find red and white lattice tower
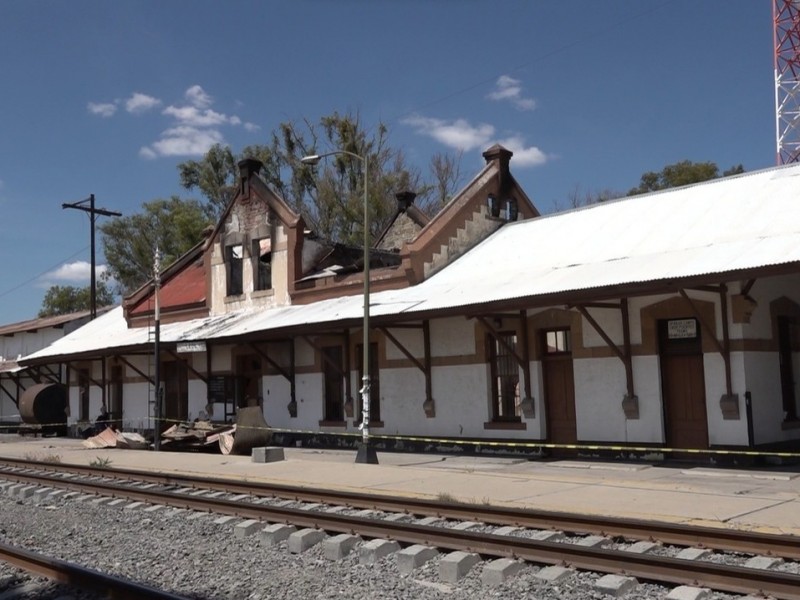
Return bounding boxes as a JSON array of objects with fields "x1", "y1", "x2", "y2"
[{"x1": 774, "y1": 0, "x2": 800, "y2": 164}]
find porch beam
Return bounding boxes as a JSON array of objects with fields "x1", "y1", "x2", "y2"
[
  {"x1": 379, "y1": 327, "x2": 425, "y2": 372},
  {"x1": 575, "y1": 306, "x2": 626, "y2": 363},
  {"x1": 518, "y1": 310, "x2": 533, "y2": 401},
  {"x1": 719, "y1": 284, "x2": 733, "y2": 396},
  {"x1": 0, "y1": 379, "x2": 17, "y2": 406},
  {"x1": 678, "y1": 289, "x2": 726, "y2": 356},
  {"x1": 165, "y1": 349, "x2": 207, "y2": 383},
  {"x1": 423, "y1": 320, "x2": 433, "y2": 407},
  {"x1": 302, "y1": 335, "x2": 347, "y2": 380},
  {"x1": 248, "y1": 342, "x2": 291, "y2": 381},
  {"x1": 741, "y1": 279, "x2": 756, "y2": 296},
  {"x1": 117, "y1": 355, "x2": 154, "y2": 386},
  {"x1": 621, "y1": 298, "x2": 635, "y2": 398},
  {"x1": 475, "y1": 316, "x2": 527, "y2": 367}
]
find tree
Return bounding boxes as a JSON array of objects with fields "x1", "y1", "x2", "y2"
[
  {"x1": 181, "y1": 111, "x2": 463, "y2": 246},
  {"x1": 627, "y1": 160, "x2": 745, "y2": 196},
  {"x1": 38, "y1": 280, "x2": 114, "y2": 318},
  {"x1": 178, "y1": 144, "x2": 275, "y2": 219},
  {"x1": 99, "y1": 196, "x2": 212, "y2": 294}
]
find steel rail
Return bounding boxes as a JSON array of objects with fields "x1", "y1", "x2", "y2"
[
  {"x1": 4, "y1": 473, "x2": 800, "y2": 600},
  {"x1": 0, "y1": 541, "x2": 191, "y2": 600},
  {"x1": 1, "y1": 457, "x2": 798, "y2": 560}
]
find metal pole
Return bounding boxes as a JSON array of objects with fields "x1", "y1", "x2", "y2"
[
  {"x1": 153, "y1": 247, "x2": 161, "y2": 452},
  {"x1": 361, "y1": 157, "x2": 370, "y2": 444},
  {"x1": 89, "y1": 194, "x2": 96, "y2": 319}
]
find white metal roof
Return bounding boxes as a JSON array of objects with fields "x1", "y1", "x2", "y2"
[{"x1": 22, "y1": 162, "x2": 800, "y2": 363}]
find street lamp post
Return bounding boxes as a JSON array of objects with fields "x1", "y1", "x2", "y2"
[{"x1": 301, "y1": 151, "x2": 378, "y2": 464}]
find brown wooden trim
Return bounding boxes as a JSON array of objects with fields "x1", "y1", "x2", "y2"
[
  {"x1": 575, "y1": 306, "x2": 625, "y2": 363},
  {"x1": 117, "y1": 356, "x2": 154, "y2": 386},
  {"x1": 165, "y1": 349, "x2": 207, "y2": 383},
  {"x1": 741, "y1": 279, "x2": 756, "y2": 296},
  {"x1": 380, "y1": 327, "x2": 425, "y2": 372},
  {"x1": 518, "y1": 310, "x2": 532, "y2": 401},
  {"x1": 719, "y1": 284, "x2": 733, "y2": 396},
  {"x1": 621, "y1": 298, "x2": 634, "y2": 398}
]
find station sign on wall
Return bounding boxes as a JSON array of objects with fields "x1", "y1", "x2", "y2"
[
  {"x1": 667, "y1": 319, "x2": 697, "y2": 339},
  {"x1": 177, "y1": 341, "x2": 207, "y2": 353}
]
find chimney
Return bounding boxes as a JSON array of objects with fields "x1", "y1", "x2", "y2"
[
  {"x1": 482, "y1": 144, "x2": 513, "y2": 200},
  {"x1": 395, "y1": 191, "x2": 417, "y2": 212},
  {"x1": 238, "y1": 158, "x2": 263, "y2": 181}
]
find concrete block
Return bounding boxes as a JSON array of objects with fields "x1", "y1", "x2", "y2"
[
  {"x1": 627, "y1": 541, "x2": 658, "y2": 554},
  {"x1": 61, "y1": 492, "x2": 81, "y2": 500},
  {"x1": 676, "y1": 547, "x2": 711, "y2": 561},
  {"x1": 228, "y1": 494, "x2": 250, "y2": 502},
  {"x1": 234, "y1": 519, "x2": 262, "y2": 539},
  {"x1": 451, "y1": 521, "x2": 481, "y2": 531},
  {"x1": 744, "y1": 555, "x2": 783, "y2": 570},
  {"x1": 143, "y1": 504, "x2": 166, "y2": 513},
  {"x1": 352, "y1": 509, "x2": 377, "y2": 518},
  {"x1": 359, "y1": 539, "x2": 401, "y2": 564},
  {"x1": 288, "y1": 528, "x2": 326, "y2": 553},
  {"x1": 418, "y1": 516, "x2": 445, "y2": 526},
  {"x1": 106, "y1": 499, "x2": 127, "y2": 508},
  {"x1": 531, "y1": 530, "x2": 565, "y2": 542},
  {"x1": 299, "y1": 503, "x2": 325, "y2": 511},
  {"x1": 397, "y1": 544, "x2": 439, "y2": 574},
  {"x1": 439, "y1": 551, "x2": 480, "y2": 583},
  {"x1": 213, "y1": 515, "x2": 238, "y2": 525},
  {"x1": 272, "y1": 499, "x2": 294, "y2": 508},
  {"x1": 189, "y1": 489, "x2": 208, "y2": 496},
  {"x1": 260, "y1": 523, "x2": 296, "y2": 547},
  {"x1": 322, "y1": 533, "x2": 361, "y2": 559},
  {"x1": 666, "y1": 585, "x2": 711, "y2": 600},
  {"x1": 123, "y1": 502, "x2": 146, "y2": 511},
  {"x1": 535, "y1": 565, "x2": 573, "y2": 583},
  {"x1": 32, "y1": 488, "x2": 53, "y2": 502},
  {"x1": 165, "y1": 508, "x2": 186, "y2": 517},
  {"x1": 204, "y1": 491, "x2": 227, "y2": 499},
  {"x1": 5, "y1": 484, "x2": 23, "y2": 496},
  {"x1": 324, "y1": 506, "x2": 348, "y2": 514},
  {"x1": 481, "y1": 558, "x2": 524, "y2": 586},
  {"x1": 75, "y1": 494, "x2": 96, "y2": 503},
  {"x1": 252, "y1": 447, "x2": 285, "y2": 463},
  {"x1": 90, "y1": 497, "x2": 112, "y2": 506},
  {"x1": 187, "y1": 511, "x2": 209, "y2": 521},
  {"x1": 384, "y1": 513, "x2": 411, "y2": 522},
  {"x1": 577, "y1": 535, "x2": 612, "y2": 548},
  {"x1": 17, "y1": 486, "x2": 37, "y2": 500},
  {"x1": 595, "y1": 574, "x2": 638, "y2": 597}
]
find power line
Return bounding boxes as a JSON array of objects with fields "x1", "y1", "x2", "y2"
[{"x1": 0, "y1": 246, "x2": 90, "y2": 301}]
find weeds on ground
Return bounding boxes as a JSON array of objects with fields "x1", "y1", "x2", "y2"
[
  {"x1": 89, "y1": 456, "x2": 113, "y2": 468},
  {"x1": 436, "y1": 491, "x2": 458, "y2": 503},
  {"x1": 23, "y1": 452, "x2": 62, "y2": 463}
]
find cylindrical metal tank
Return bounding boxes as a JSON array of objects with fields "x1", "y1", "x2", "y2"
[{"x1": 19, "y1": 383, "x2": 68, "y2": 426}]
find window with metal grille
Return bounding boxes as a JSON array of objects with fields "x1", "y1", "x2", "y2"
[{"x1": 489, "y1": 332, "x2": 520, "y2": 421}]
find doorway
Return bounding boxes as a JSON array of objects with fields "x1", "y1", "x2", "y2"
[
  {"x1": 659, "y1": 318, "x2": 709, "y2": 450},
  {"x1": 541, "y1": 329, "x2": 577, "y2": 445}
]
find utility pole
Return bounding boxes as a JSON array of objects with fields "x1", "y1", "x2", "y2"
[
  {"x1": 62, "y1": 195, "x2": 122, "y2": 318},
  {"x1": 153, "y1": 246, "x2": 162, "y2": 451}
]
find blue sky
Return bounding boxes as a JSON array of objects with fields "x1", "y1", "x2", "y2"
[{"x1": 0, "y1": 0, "x2": 776, "y2": 325}]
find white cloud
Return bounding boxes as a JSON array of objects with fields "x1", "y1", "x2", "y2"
[
  {"x1": 41, "y1": 261, "x2": 107, "y2": 284},
  {"x1": 186, "y1": 85, "x2": 213, "y2": 108},
  {"x1": 497, "y1": 135, "x2": 548, "y2": 167},
  {"x1": 87, "y1": 101, "x2": 118, "y2": 118},
  {"x1": 125, "y1": 92, "x2": 161, "y2": 114},
  {"x1": 162, "y1": 105, "x2": 236, "y2": 127},
  {"x1": 140, "y1": 126, "x2": 225, "y2": 159},
  {"x1": 487, "y1": 75, "x2": 536, "y2": 111},
  {"x1": 404, "y1": 114, "x2": 548, "y2": 168},
  {"x1": 403, "y1": 115, "x2": 495, "y2": 151},
  {"x1": 244, "y1": 122, "x2": 260, "y2": 132}
]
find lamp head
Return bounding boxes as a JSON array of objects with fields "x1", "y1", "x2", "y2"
[{"x1": 300, "y1": 154, "x2": 321, "y2": 166}]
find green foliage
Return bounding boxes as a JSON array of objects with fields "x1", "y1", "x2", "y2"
[
  {"x1": 99, "y1": 196, "x2": 212, "y2": 294},
  {"x1": 627, "y1": 160, "x2": 745, "y2": 196},
  {"x1": 38, "y1": 279, "x2": 115, "y2": 318},
  {"x1": 89, "y1": 456, "x2": 112, "y2": 468},
  {"x1": 178, "y1": 144, "x2": 275, "y2": 220},
  {"x1": 177, "y1": 112, "x2": 464, "y2": 246}
]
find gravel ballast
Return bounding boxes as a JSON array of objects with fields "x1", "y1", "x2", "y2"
[{"x1": 0, "y1": 491, "x2": 751, "y2": 600}]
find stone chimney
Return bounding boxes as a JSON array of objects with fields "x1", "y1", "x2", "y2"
[
  {"x1": 238, "y1": 158, "x2": 263, "y2": 180},
  {"x1": 482, "y1": 144, "x2": 513, "y2": 199},
  {"x1": 395, "y1": 191, "x2": 417, "y2": 212}
]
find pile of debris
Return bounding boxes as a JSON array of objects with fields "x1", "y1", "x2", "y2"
[
  {"x1": 160, "y1": 420, "x2": 236, "y2": 452},
  {"x1": 82, "y1": 427, "x2": 149, "y2": 450}
]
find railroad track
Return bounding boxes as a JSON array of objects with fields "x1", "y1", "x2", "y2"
[
  {"x1": 0, "y1": 540, "x2": 191, "y2": 600},
  {"x1": 1, "y1": 457, "x2": 799, "y2": 599}
]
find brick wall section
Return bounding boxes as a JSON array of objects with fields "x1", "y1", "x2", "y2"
[{"x1": 376, "y1": 212, "x2": 424, "y2": 252}]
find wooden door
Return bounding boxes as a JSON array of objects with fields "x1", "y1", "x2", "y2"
[
  {"x1": 659, "y1": 319, "x2": 708, "y2": 450},
  {"x1": 162, "y1": 360, "x2": 188, "y2": 426},
  {"x1": 542, "y1": 329, "x2": 577, "y2": 445}
]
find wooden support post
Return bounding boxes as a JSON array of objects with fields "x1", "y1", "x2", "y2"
[
  {"x1": 117, "y1": 356, "x2": 154, "y2": 386},
  {"x1": 165, "y1": 349, "x2": 208, "y2": 383},
  {"x1": 423, "y1": 320, "x2": 434, "y2": 417}
]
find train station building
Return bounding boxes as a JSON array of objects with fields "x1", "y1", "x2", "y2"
[{"x1": 18, "y1": 145, "x2": 800, "y2": 456}]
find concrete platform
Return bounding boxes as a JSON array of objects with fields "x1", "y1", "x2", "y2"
[{"x1": 1, "y1": 434, "x2": 800, "y2": 536}]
